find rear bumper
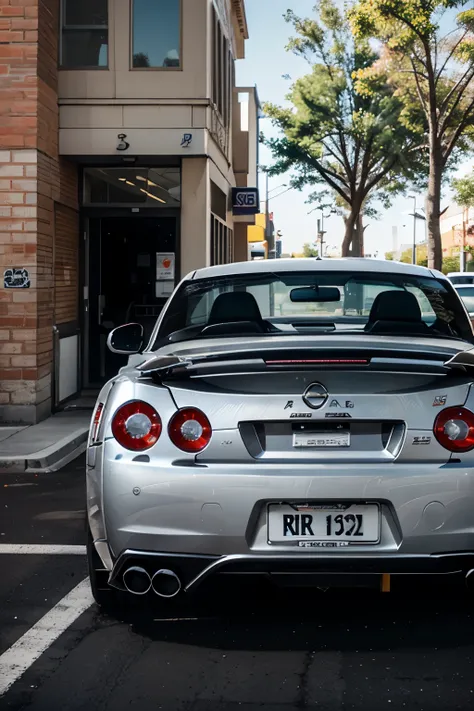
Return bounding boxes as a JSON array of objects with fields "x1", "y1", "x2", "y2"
[
  {"x1": 87, "y1": 447, "x2": 474, "y2": 575},
  {"x1": 107, "y1": 549, "x2": 474, "y2": 592}
]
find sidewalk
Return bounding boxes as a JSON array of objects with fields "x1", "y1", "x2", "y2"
[{"x1": 0, "y1": 410, "x2": 91, "y2": 474}]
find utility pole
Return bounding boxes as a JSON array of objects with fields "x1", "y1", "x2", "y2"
[
  {"x1": 410, "y1": 195, "x2": 417, "y2": 264},
  {"x1": 264, "y1": 172, "x2": 274, "y2": 258},
  {"x1": 317, "y1": 207, "x2": 328, "y2": 257},
  {"x1": 317, "y1": 217, "x2": 325, "y2": 257},
  {"x1": 461, "y1": 207, "x2": 467, "y2": 272}
]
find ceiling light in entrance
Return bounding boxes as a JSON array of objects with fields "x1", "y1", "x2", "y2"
[
  {"x1": 139, "y1": 188, "x2": 166, "y2": 204},
  {"x1": 136, "y1": 175, "x2": 159, "y2": 188}
]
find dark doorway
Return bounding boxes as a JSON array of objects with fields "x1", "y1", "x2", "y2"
[{"x1": 86, "y1": 216, "x2": 177, "y2": 386}]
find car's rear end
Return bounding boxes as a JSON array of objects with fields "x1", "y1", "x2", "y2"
[{"x1": 86, "y1": 261, "x2": 474, "y2": 602}]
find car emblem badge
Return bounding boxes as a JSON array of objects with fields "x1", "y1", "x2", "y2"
[
  {"x1": 433, "y1": 395, "x2": 447, "y2": 407},
  {"x1": 303, "y1": 383, "x2": 329, "y2": 410}
]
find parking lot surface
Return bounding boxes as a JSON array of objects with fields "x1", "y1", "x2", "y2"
[{"x1": 0, "y1": 455, "x2": 473, "y2": 710}]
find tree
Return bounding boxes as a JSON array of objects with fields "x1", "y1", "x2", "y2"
[
  {"x1": 442, "y1": 255, "x2": 460, "y2": 273},
  {"x1": 302, "y1": 242, "x2": 319, "y2": 258},
  {"x1": 452, "y1": 170, "x2": 474, "y2": 208},
  {"x1": 133, "y1": 52, "x2": 150, "y2": 68},
  {"x1": 262, "y1": 0, "x2": 424, "y2": 256},
  {"x1": 400, "y1": 244, "x2": 428, "y2": 266},
  {"x1": 350, "y1": 0, "x2": 474, "y2": 270}
]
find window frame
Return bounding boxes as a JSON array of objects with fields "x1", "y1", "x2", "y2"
[
  {"x1": 211, "y1": 6, "x2": 234, "y2": 128},
  {"x1": 130, "y1": 0, "x2": 183, "y2": 71},
  {"x1": 59, "y1": 0, "x2": 109, "y2": 70}
]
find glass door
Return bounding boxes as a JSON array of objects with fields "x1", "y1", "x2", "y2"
[{"x1": 84, "y1": 215, "x2": 177, "y2": 386}]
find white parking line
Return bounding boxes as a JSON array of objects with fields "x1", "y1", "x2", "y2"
[
  {"x1": 0, "y1": 577, "x2": 93, "y2": 697},
  {"x1": 0, "y1": 545, "x2": 86, "y2": 555}
]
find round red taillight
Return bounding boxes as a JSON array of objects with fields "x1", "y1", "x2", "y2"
[
  {"x1": 433, "y1": 406, "x2": 474, "y2": 452},
  {"x1": 112, "y1": 401, "x2": 162, "y2": 451},
  {"x1": 168, "y1": 408, "x2": 212, "y2": 453}
]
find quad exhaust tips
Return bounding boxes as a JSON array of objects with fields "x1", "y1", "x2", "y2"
[
  {"x1": 123, "y1": 566, "x2": 152, "y2": 595},
  {"x1": 122, "y1": 567, "x2": 181, "y2": 598},
  {"x1": 151, "y1": 569, "x2": 182, "y2": 598}
]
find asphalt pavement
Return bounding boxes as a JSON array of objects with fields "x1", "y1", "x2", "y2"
[{"x1": 0, "y1": 455, "x2": 473, "y2": 710}]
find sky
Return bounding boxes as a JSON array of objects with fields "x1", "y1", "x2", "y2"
[{"x1": 235, "y1": 0, "x2": 474, "y2": 258}]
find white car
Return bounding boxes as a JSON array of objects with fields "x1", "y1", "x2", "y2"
[
  {"x1": 86, "y1": 258, "x2": 474, "y2": 615},
  {"x1": 455, "y1": 284, "x2": 474, "y2": 321},
  {"x1": 447, "y1": 272, "x2": 474, "y2": 285}
]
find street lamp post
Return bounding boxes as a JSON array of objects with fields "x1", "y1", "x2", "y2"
[
  {"x1": 409, "y1": 195, "x2": 417, "y2": 265},
  {"x1": 309, "y1": 204, "x2": 335, "y2": 258},
  {"x1": 263, "y1": 179, "x2": 287, "y2": 259}
]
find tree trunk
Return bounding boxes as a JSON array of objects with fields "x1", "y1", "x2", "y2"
[
  {"x1": 342, "y1": 210, "x2": 358, "y2": 256},
  {"x1": 352, "y1": 214, "x2": 365, "y2": 257},
  {"x1": 426, "y1": 147, "x2": 443, "y2": 271}
]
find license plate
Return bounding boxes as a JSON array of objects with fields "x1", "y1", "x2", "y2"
[
  {"x1": 267, "y1": 504, "x2": 380, "y2": 544},
  {"x1": 293, "y1": 431, "x2": 350, "y2": 448}
]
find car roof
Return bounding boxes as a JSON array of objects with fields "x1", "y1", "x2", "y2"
[
  {"x1": 454, "y1": 283, "x2": 474, "y2": 289},
  {"x1": 187, "y1": 258, "x2": 445, "y2": 281}
]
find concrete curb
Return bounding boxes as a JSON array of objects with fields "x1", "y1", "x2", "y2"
[{"x1": 0, "y1": 427, "x2": 89, "y2": 474}]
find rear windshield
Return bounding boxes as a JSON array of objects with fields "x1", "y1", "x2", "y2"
[{"x1": 153, "y1": 270, "x2": 473, "y2": 346}]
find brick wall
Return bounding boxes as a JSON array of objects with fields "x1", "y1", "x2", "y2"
[
  {"x1": 0, "y1": 0, "x2": 79, "y2": 424},
  {"x1": 54, "y1": 202, "x2": 79, "y2": 324}
]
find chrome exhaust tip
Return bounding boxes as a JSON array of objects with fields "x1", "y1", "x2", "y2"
[
  {"x1": 151, "y1": 569, "x2": 182, "y2": 598},
  {"x1": 123, "y1": 566, "x2": 152, "y2": 595}
]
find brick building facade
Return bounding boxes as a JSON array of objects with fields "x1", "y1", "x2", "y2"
[
  {"x1": 0, "y1": 0, "x2": 258, "y2": 425},
  {"x1": 1, "y1": 0, "x2": 79, "y2": 423}
]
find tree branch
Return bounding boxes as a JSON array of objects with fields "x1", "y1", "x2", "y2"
[
  {"x1": 444, "y1": 96, "x2": 474, "y2": 162},
  {"x1": 302, "y1": 151, "x2": 351, "y2": 202},
  {"x1": 439, "y1": 71, "x2": 474, "y2": 140},
  {"x1": 435, "y1": 29, "x2": 469, "y2": 85},
  {"x1": 439, "y1": 62, "x2": 474, "y2": 119},
  {"x1": 321, "y1": 140, "x2": 349, "y2": 173},
  {"x1": 409, "y1": 54, "x2": 429, "y2": 113},
  {"x1": 363, "y1": 158, "x2": 398, "y2": 197}
]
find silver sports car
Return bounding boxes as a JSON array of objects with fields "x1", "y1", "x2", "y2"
[{"x1": 86, "y1": 258, "x2": 474, "y2": 611}]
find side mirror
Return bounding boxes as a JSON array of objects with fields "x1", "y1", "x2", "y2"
[{"x1": 107, "y1": 323, "x2": 144, "y2": 355}]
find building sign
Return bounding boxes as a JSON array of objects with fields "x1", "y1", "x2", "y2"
[
  {"x1": 116, "y1": 134, "x2": 130, "y2": 151},
  {"x1": 156, "y1": 253, "x2": 175, "y2": 281},
  {"x1": 231, "y1": 187, "x2": 259, "y2": 216}
]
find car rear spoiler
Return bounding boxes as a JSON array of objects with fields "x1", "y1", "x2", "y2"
[
  {"x1": 136, "y1": 346, "x2": 474, "y2": 380},
  {"x1": 443, "y1": 348, "x2": 474, "y2": 372}
]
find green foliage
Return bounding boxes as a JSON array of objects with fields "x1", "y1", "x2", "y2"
[
  {"x1": 385, "y1": 251, "x2": 394, "y2": 260},
  {"x1": 442, "y1": 255, "x2": 461, "y2": 274},
  {"x1": 398, "y1": 244, "x2": 428, "y2": 266},
  {"x1": 452, "y1": 171, "x2": 474, "y2": 208},
  {"x1": 263, "y1": 0, "x2": 425, "y2": 253},
  {"x1": 350, "y1": 0, "x2": 474, "y2": 156},
  {"x1": 302, "y1": 243, "x2": 319, "y2": 258},
  {"x1": 350, "y1": 0, "x2": 474, "y2": 268}
]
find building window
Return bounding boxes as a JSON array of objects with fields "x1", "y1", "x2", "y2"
[
  {"x1": 211, "y1": 7, "x2": 233, "y2": 126},
  {"x1": 211, "y1": 215, "x2": 233, "y2": 266},
  {"x1": 211, "y1": 6, "x2": 234, "y2": 156},
  {"x1": 60, "y1": 0, "x2": 108, "y2": 69},
  {"x1": 132, "y1": 0, "x2": 181, "y2": 69},
  {"x1": 83, "y1": 168, "x2": 181, "y2": 206}
]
